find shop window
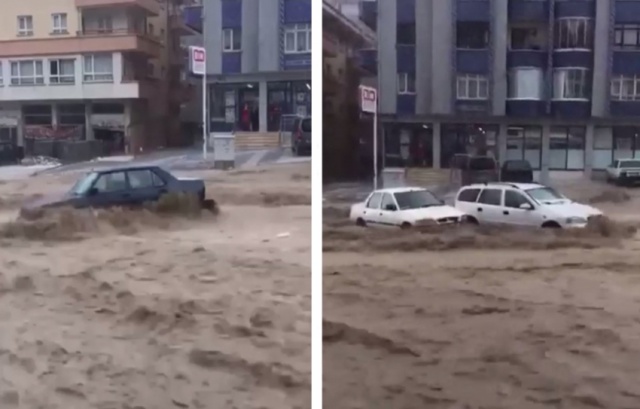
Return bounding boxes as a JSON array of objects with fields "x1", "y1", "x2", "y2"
[
  {"x1": 506, "y1": 126, "x2": 542, "y2": 169},
  {"x1": 383, "y1": 125, "x2": 433, "y2": 168},
  {"x1": 593, "y1": 126, "x2": 613, "y2": 169},
  {"x1": 612, "y1": 126, "x2": 640, "y2": 161},
  {"x1": 549, "y1": 126, "x2": 585, "y2": 170}
]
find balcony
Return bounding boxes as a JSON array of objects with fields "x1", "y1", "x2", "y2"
[
  {"x1": 0, "y1": 29, "x2": 163, "y2": 58},
  {"x1": 75, "y1": 0, "x2": 160, "y2": 16},
  {"x1": 169, "y1": 14, "x2": 198, "y2": 36},
  {"x1": 507, "y1": 50, "x2": 548, "y2": 68},
  {"x1": 509, "y1": 1, "x2": 548, "y2": 22}
]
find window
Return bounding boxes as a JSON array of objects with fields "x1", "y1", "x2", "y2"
[
  {"x1": 93, "y1": 172, "x2": 127, "y2": 192},
  {"x1": 222, "y1": 28, "x2": 241, "y2": 52},
  {"x1": 549, "y1": 126, "x2": 585, "y2": 170},
  {"x1": 553, "y1": 68, "x2": 590, "y2": 100},
  {"x1": 504, "y1": 190, "x2": 531, "y2": 209},
  {"x1": 22, "y1": 105, "x2": 52, "y2": 125},
  {"x1": 456, "y1": 22, "x2": 489, "y2": 49},
  {"x1": 507, "y1": 68, "x2": 544, "y2": 100},
  {"x1": 610, "y1": 75, "x2": 640, "y2": 101},
  {"x1": 477, "y1": 189, "x2": 502, "y2": 206},
  {"x1": 509, "y1": 26, "x2": 546, "y2": 50},
  {"x1": 396, "y1": 22, "x2": 415, "y2": 45},
  {"x1": 554, "y1": 18, "x2": 594, "y2": 49},
  {"x1": 394, "y1": 190, "x2": 443, "y2": 210},
  {"x1": 593, "y1": 126, "x2": 613, "y2": 169},
  {"x1": 457, "y1": 188, "x2": 481, "y2": 203},
  {"x1": 52, "y1": 13, "x2": 67, "y2": 34},
  {"x1": 614, "y1": 24, "x2": 640, "y2": 49},
  {"x1": 612, "y1": 126, "x2": 640, "y2": 161},
  {"x1": 397, "y1": 73, "x2": 415, "y2": 94},
  {"x1": 380, "y1": 194, "x2": 396, "y2": 210},
  {"x1": 17, "y1": 15, "x2": 33, "y2": 37},
  {"x1": 83, "y1": 54, "x2": 113, "y2": 82},
  {"x1": 49, "y1": 59, "x2": 75, "y2": 84},
  {"x1": 284, "y1": 23, "x2": 311, "y2": 54},
  {"x1": 456, "y1": 74, "x2": 489, "y2": 100},
  {"x1": 10, "y1": 60, "x2": 44, "y2": 85},
  {"x1": 96, "y1": 16, "x2": 113, "y2": 33},
  {"x1": 127, "y1": 170, "x2": 155, "y2": 189},
  {"x1": 366, "y1": 193, "x2": 382, "y2": 209},
  {"x1": 506, "y1": 126, "x2": 542, "y2": 169}
]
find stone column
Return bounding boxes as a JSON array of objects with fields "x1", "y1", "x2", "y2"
[
  {"x1": 540, "y1": 124, "x2": 551, "y2": 184},
  {"x1": 259, "y1": 80, "x2": 268, "y2": 133},
  {"x1": 497, "y1": 123, "x2": 508, "y2": 166},
  {"x1": 432, "y1": 122, "x2": 441, "y2": 169},
  {"x1": 584, "y1": 124, "x2": 594, "y2": 178}
]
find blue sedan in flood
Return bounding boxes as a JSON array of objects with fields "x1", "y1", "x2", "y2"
[{"x1": 20, "y1": 165, "x2": 207, "y2": 217}]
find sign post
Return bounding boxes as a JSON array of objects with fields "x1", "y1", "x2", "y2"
[
  {"x1": 360, "y1": 85, "x2": 378, "y2": 189},
  {"x1": 189, "y1": 46, "x2": 207, "y2": 160}
]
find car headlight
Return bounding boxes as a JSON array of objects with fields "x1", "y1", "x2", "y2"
[{"x1": 566, "y1": 216, "x2": 587, "y2": 224}]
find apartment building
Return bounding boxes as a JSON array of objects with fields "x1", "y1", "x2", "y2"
[
  {"x1": 323, "y1": 0, "x2": 375, "y2": 179},
  {"x1": 0, "y1": 0, "x2": 194, "y2": 161},
  {"x1": 202, "y1": 0, "x2": 311, "y2": 143},
  {"x1": 366, "y1": 0, "x2": 640, "y2": 180}
]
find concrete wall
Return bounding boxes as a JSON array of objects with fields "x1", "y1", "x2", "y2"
[
  {"x1": 0, "y1": 0, "x2": 78, "y2": 40},
  {"x1": 491, "y1": 0, "x2": 508, "y2": 116},
  {"x1": 430, "y1": 0, "x2": 453, "y2": 114},
  {"x1": 592, "y1": 0, "x2": 611, "y2": 117},
  {"x1": 257, "y1": 0, "x2": 280, "y2": 72},
  {"x1": 203, "y1": 0, "x2": 223, "y2": 74},
  {"x1": 415, "y1": 0, "x2": 432, "y2": 115}
]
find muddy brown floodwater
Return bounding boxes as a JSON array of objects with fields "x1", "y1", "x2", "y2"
[
  {"x1": 0, "y1": 164, "x2": 311, "y2": 409},
  {"x1": 324, "y1": 180, "x2": 640, "y2": 409}
]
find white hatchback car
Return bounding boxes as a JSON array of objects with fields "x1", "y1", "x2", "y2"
[
  {"x1": 454, "y1": 182, "x2": 602, "y2": 229},
  {"x1": 349, "y1": 187, "x2": 467, "y2": 228}
]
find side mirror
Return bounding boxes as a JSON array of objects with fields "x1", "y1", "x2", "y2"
[
  {"x1": 385, "y1": 204, "x2": 397, "y2": 211},
  {"x1": 87, "y1": 187, "x2": 98, "y2": 196},
  {"x1": 519, "y1": 202, "x2": 533, "y2": 210}
]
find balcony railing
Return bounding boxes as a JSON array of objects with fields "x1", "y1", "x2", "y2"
[{"x1": 77, "y1": 27, "x2": 157, "y2": 40}]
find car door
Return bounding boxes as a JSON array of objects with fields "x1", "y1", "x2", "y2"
[
  {"x1": 475, "y1": 188, "x2": 504, "y2": 224},
  {"x1": 378, "y1": 193, "x2": 401, "y2": 227},
  {"x1": 363, "y1": 192, "x2": 383, "y2": 225},
  {"x1": 127, "y1": 169, "x2": 166, "y2": 205},
  {"x1": 88, "y1": 171, "x2": 131, "y2": 208},
  {"x1": 502, "y1": 189, "x2": 540, "y2": 227}
]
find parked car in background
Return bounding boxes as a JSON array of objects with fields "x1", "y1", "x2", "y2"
[
  {"x1": 454, "y1": 182, "x2": 602, "y2": 229},
  {"x1": 20, "y1": 165, "x2": 208, "y2": 217},
  {"x1": 450, "y1": 153, "x2": 499, "y2": 186},
  {"x1": 501, "y1": 159, "x2": 534, "y2": 183},
  {"x1": 606, "y1": 159, "x2": 640, "y2": 185},
  {"x1": 349, "y1": 187, "x2": 467, "y2": 228},
  {"x1": 292, "y1": 116, "x2": 311, "y2": 156}
]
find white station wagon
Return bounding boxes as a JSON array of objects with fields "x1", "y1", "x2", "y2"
[
  {"x1": 454, "y1": 182, "x2": 602, "y2": 228},
  {"x1": 349, "y1": 187, "x2": 467, "y2": 228}
]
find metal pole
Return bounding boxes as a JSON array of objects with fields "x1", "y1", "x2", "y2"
[
  {"x1": 373, "y1": 111, "x2": 378, "y2": 189},
  {"x1": 202, "y1": 70, "x2": 207, "y2": 160}
]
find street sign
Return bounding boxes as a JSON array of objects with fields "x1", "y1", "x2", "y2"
[
  {"x1": 189, "y1": 46, "x2": 206, "y2": 75},
  {"x1": 360, "y1": 85, "x2": 377, "y2": 114}
]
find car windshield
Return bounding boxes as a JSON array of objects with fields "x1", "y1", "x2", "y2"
[
  {"x1": 69, "y1": 172, "x2": 98, "y2": 195},
  {"x1": 394, "y1": 190, "x2": 443, "y2": 210},
  {"x1": 525, "y1": 187, "x2": 565, "y2": 203},
  {"x1": 620, "y1": 160, "x2": 640, "y2": 168}
]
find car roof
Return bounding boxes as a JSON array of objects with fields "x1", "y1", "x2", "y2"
[
  {"x1": 92, "y1": 164, "x2": 164, "y2": 173},
  {"x1": 372, "y1": 186, "x2": 432, "y2": 194},
  {"x1": 463, "y1": 182, "x2": 544, "y2": 191}
]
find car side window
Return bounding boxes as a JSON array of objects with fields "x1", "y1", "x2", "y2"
[
  {"x1": 380, "y1": 193, "x2": 395, "y2": 210},
  {"x1": 457, "y1": 188, "x2": 480, "y2": 203},
  {"x1": 504, "y1": 190, "x2": 531, "y2": 209},
  {"x1": 128, "y1": 170, "x2": 155, "y2": 189},
  {"x1": 367, "y1": 193, "x2": 383, "y2": 209},
  {"x1": 151, "y1": 170, "x2": 166, "y2": 187},
  {"x1": 477, "y1": 188, "x2": 502, "y2": 206},
  {"x1": 93, "y1": 172, "x2": 127, "y2": 193}
]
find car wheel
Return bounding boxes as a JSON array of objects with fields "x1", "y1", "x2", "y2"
[
  {"x1": 400, "y1": 222, "x2": 412, "y2": 230},
  {"x1": 465, "y1": 216, "x2": 479, "y2": 225},
  {"x1": 356, "y1": 218, "x2": 366, "y2": 227},
  {"x1": 541, "y1": 221, "x2": 561, "y2": 229}
]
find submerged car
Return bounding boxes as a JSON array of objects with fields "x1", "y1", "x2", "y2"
[
  {"x1": 21, "y1": 165, "x2": 208, "y2": 216},
  {"x1": 349, "y1": 187, "x2": 467, "y2": 228},
  {"x1": 606, "y1": 158, "x2": 640, "y2": 185},
  {"x1": 454, "y1": 182, "x2": 602, "y2": 228}
]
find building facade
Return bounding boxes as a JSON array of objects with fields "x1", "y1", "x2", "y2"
[
  {"x1": 366, "y1": 0, "x2": 640, "y2": 179},
  {"x1": 202, "y1": 0, "x2": 311, "y2": 134},
  {"x1": 0, "y1": 0, "x2": 193, "y2": 161}
]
